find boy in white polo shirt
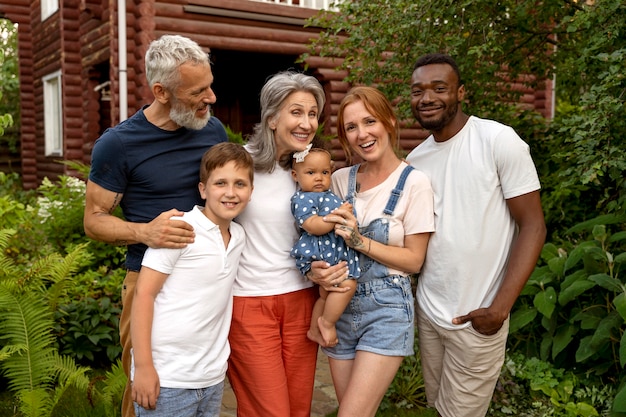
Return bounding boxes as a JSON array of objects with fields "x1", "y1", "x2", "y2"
[{"x1": 130, "y1": 142, "x2": 253, "y2": 417}]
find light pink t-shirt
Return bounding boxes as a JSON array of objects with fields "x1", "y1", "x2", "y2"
[{"x1": 331, "y1": 161, "x2": 435, "y2": 277}]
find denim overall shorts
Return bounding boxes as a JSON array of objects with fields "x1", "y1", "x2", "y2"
[{"x1": 322, "y1": 164, "x2": 416, "y2": 359}]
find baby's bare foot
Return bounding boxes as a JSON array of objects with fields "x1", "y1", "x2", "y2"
[
  {"x1": 318, "y1": 316, "x2": 338, "y2": 347},
  {"x1": 307, "y1": 326, "x2": 327, "y2": 346}
]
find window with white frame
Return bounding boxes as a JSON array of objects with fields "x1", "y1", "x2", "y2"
[
  {"x1": 43, "y1": 71, "x2": 63, "y2": 157},
  {"x1": 41, "y1": 0, "x2": 59, "y2": 21}
]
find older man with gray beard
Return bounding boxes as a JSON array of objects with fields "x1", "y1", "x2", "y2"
[{"x1": 83, "y1": 34, "x2": 227, "y2": 417}]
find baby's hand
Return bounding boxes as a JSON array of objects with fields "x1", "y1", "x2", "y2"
[{"x1": 339, "y1": 201, "x2": 353, "y2": 211}]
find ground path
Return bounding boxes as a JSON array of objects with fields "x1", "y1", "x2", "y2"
[{"x1": 220, "y1": 348, "x2": 338, "y2": 417}]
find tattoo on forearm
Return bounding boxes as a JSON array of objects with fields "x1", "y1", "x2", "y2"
[
  {"x1": 113, "y1": 239, "x2": 129, "y2": 246},
  {"x1": 109, "y1": 193, "x2": 122, "y2": 214}
]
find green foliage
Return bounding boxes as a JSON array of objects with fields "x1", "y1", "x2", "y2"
[
  {"x1": 305, "y1": 0, "x2": 626, "y2": 236},
  {"x1": 0, "y1": 172, "x2": 126, "y2": 386},
  {"x1": 225, "y1": 124, "x2": 246, "y2": 144},
  {"x1": 2, "y1": 171, "x2": 125, "y2": 269},
  {"x1": 0, "y1": 19, "x2": 19, "y2": 148},
  {"x1": 491, "y1": 352, "x2": 614, "y2": 416},
  {"x1": 537, "y1": 1, "x2": 626, "y2": 231},
  {"x1": 0, "y1": 230, "x2": 124, "y2": 417},
  {"x1": 0, "y1": 112, "x2": 13, "y2": 136},
  {"x1": 36, "y1": 176, "x2": 89, "y2": 248},
  {"x1": 0, "y1": 173, "x2": 125, "y2": 370},
  {"x1": 509, "y1": 219, "x2": 626, "y2": 413},
  {"x1": 0, "y1": 173, "x2": 35, "y2": 233},
  {"x1": 304, "y1": 0, "x2": 561, "y2": 121},
  {"x1": 0, "y1": 236, "x2": 92, "y2": 417},
  {"x1": 380, "y1": 350, "x2": 428, "y2": 412},
  {"x1": 55, "y1": 295, "x2": 121, "y2": 367},
  {"x1": 97, "y1": 360, "x2": 125, "y2": 415}
]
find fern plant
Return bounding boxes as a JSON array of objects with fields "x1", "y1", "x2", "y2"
[{"x1": 0, "y1": 228, "x2": 113, "y2": 417}]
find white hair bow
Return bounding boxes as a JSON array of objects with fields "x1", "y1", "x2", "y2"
[{"x1": 293, "y1": 144, "x2": 312, "y2": 163}]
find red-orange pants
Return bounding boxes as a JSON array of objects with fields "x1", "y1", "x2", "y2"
[
  {"x1": 227, "y1": 287, "x2": 318, "y2": 417},
  {"x1": 120, "y1": 270, "x2": 138, "y2": 417}
]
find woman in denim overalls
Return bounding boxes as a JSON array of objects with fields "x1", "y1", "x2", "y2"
[{"x1": 308, "y1": 86, "x2": 435, "y2": 417}]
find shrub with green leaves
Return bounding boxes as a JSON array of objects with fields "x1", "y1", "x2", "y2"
[
  {"x1": 0, "y1": 230, "x2": 122, "y2": 417},
  {"x1": 1, "y1": 173, "x2": 125, "y2": 370},
  {"x1": 380, "y1": 349, "x2": 428, "y2": 413},
  {"x1": 491, "y1": 352, "x2": 614, "y2": 416},
  {"x1": 508, "y1": 217, "x2": 626, "y2": 413},
  {"x1": 55, "y1": 295, "x2": 121, "y2": 368}
]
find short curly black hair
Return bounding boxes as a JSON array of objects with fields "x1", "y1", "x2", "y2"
[{"x1": 412, "y1": 53, "x2": 463, "y2": 86}]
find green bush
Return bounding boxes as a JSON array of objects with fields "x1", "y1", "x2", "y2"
[
  {"x1": 380, "y1": 346, "x2": 428, "y2": 413},
  {"x1": 55, "y1": 295, "x2": 121, "y2": 367},
  {"x1": 0, "y1": 230, "x2": 123, "y2": 417},
  {"x1": 0, "y1": 174, "x2": 124, "y2": 370},
  {"x1": 490, "y1": 352, "x2": 614, "y2": 416},
  {"x1": 508, "y1": 218, "x2": 626, "y2": 413}
]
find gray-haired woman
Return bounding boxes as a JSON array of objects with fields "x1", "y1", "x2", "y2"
[{"x1": 227, "y1": 71, "x2": 344, "y2": 417}]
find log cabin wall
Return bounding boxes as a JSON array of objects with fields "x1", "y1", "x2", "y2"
[
  {"x1": 114, "y1": 0, "x2": 431, "y2": 169},
  {"x1": 79, "y1": 0, "x2": 111, "y2": 168},
  {"x1": 1, "y1": 0, "x2": 550, "y2": 188},
  {"x1": 1, "y1": 0, "x2": 33, "y2": 187},
  {"x1": 29, "y1": 0, "x2": 82, "y2": 187}
]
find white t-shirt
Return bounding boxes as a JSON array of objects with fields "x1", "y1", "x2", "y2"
[
  {"x1": 331, "y1": 161, "x2": 435, "y2": 277},
  {"x1": 234, "y1": 162, "x2": 313, "y2": 296},
  {"x1": 406, "y1": 116, "x2": 541, "y2": 330},
  {"x1": 132, "y1": 206, "x2": 245, "y2": 388}
]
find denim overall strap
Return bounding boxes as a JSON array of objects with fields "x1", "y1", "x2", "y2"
[
  {"x1": 383, "y1": 165, "x2": 415, "y2": 216},
  {"x1": 345, "y1": 164, "x2": 361, "y2": 210}
]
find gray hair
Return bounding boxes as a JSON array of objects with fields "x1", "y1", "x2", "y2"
[
  {"x1": 247, "y1": 71, "x2": 326, "y2": 173},
  {"x1": 145, "y1": 35, "x2": 210, "y2": 90}
]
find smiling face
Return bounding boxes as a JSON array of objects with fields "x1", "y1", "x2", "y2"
[
  {"x1": 341, "y1": 99, "x2": 395, "y2": 163},
  {"x1": 291, "y1": 150, "x2": 332, "y2": 193},
  {"x1": 270, "y1": 91, "x2": 319, "y2": 158},
  {"x1": 168, "y1": 62, "x2": 217, "y2": 130},
  {"x1": 199, "y1": 161, "x2": 253, "y2": 228},
  {"x1": 410, "y1": 63, "x2": 465, "y2": 140}
]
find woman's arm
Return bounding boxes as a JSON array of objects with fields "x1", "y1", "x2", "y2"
[
  {"x1": 327, "y1": 207, "x2": 431, "y2": 274},
  {"x1": 338, "y1": 221, "x2": 430, "y2": 273}
]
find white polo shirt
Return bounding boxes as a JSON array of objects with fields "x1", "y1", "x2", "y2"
[{"x1": 133, "y1": 205, "x2": 245, "y2": 388}]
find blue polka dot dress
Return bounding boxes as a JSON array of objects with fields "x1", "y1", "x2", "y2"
[{"x1": 290, "y1": 190, "x2": 360, "y2": 278}]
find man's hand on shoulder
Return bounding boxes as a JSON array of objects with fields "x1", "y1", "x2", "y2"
[{"x1": 142, "y1": 209, "x2": 195, "y2": 249}]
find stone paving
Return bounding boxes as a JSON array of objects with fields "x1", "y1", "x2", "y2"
[{"x1": 220, "y1": 348, "x2": 338, "y2": 417}]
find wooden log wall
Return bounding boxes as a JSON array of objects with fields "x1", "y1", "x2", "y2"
[
  {"x1": 79, "y1": 0, "x2": 111, "y2": 166},
  {"x1": 113, "y1": 0, "x2": 429, "y2": 168},
  {"x1": 2, "y1": 0, "x2": 552, "y2": 188},
  {"x1": 0, "y1": 0, "x2": 35, "y2": 188}
]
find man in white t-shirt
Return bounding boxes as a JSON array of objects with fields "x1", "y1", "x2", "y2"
[{"x1": 406, "y1": 53, "x2": 547, "y2": 417}]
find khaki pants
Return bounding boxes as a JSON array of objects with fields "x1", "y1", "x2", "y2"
[
  {"x1": 120, "y1": 270, "x2": 139, "y2": 417},
  {"x1": 417, "y1": 305, "x2": 508, "y2": 417}
]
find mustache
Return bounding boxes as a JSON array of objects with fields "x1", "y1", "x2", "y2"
[{"x1": 418, "y1": 104, "x2": 442, "y2": 110}]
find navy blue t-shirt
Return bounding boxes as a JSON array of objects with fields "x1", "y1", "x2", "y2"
[{"x1": 88, "y1": 106, "x2": 228, "y2": 271}]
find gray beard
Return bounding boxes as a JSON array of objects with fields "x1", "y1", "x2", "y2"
[{"x1": 170, "y1": 104, "x2": 211, "y2": 130}]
